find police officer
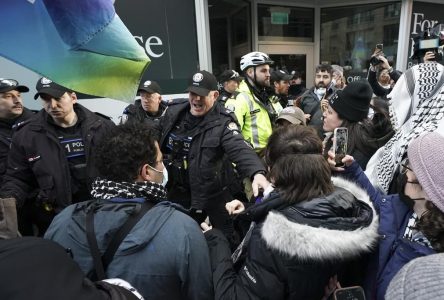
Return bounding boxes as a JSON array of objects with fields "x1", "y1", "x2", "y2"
[
  {"x1": 159, "y1": 70, "x2": 269, "y2": 239},
  {"x1": 0, "y1": 79, "x2": 35, "y2": 185},
  {"x1": 216, "y1": 70, "x2": 242, "y2": 105},
  {"x1": 225, "y1": 52, "x2": 283, "y2": 153},
  {"x1": 0, "y1": 77, "x2": 115, "y2": 235},
  {"x1": 121, "y1": 80, "x2": 167, "y2": 129}
]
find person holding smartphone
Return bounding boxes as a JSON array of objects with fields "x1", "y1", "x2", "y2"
[
  {"x1": 322, "y1": 80, "x2": 394, "y2": 170},
  {"x1": 329, "y1": 131, "x2": 444, "y2": 300},
  {"x1": 202, "y1": 125, "x2": 378, "y2": 300},
  {"x1": 368, "y1": 45, "x2": 402, "y2": 99}
]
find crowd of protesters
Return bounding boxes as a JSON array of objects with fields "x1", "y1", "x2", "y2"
[{"x1": 1, "y1": 24, "x2": 444, "y2": 300}]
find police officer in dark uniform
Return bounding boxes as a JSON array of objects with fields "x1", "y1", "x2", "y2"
[
  {"x1": 0, "y1": 77, "x2": 115, "y2": 235},
  {"x1": 121, "y1": 80, "x2": 167, "y2": 130},
  {"x1": 216, "y1": 70, "x2": 242, "y2": 105},
  {"x1": 159, "y1": 70, "x2": 269, "y2": 239},
  {"x1": 0, "y1": 79, "x2": 35, "y2": 185}
]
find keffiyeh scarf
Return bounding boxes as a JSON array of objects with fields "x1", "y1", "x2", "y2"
[
  {"x1": 91, "y1": 178, "x2": 167, "y2": 202},
  {"x1": 365, "y1": 62, "x2": 444, "y2": 193}
]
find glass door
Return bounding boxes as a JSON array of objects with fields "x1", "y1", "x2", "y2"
[{"x1": 258, "y1": 44, "x2": 314, "y2": 88}]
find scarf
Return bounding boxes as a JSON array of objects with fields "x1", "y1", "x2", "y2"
[
  {"x1": 91, "y1": 178, "x2": 166, "y2": 202},
  {"x1": 365, "y1": 62, "x2": 444, "y2": 193}
]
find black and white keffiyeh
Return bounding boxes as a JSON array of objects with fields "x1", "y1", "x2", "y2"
[
  {"x1": 365, "y1": 62, "x2": 444, "y2": 193},
  {"x1": 91, "y1": 178, "x2": 167, "y2": 202}
]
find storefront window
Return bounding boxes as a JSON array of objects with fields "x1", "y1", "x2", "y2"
[
  {"x1": 258, "y1": 5, "x2": 314, "y2": 42},
  {"x1": 321, "y1": 2, "x2": 401, "y2": 81},
  {"x1": 209, "y1": 0, "x2": 251, "y2": 77}
]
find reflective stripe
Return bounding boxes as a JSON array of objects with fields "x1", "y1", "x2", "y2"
[{"x1": 240, "y1": 93, "x2": 260, "y2": 149}]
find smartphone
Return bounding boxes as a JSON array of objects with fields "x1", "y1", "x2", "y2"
[
  {"x1": 334, "y1": 286, "x2": 366, "y2": 300},
  {"x1": 333, "y1": 127, "x2": 348, "y2": 167},
  {"x1": 376, "y1": 43, "x2": 383, "y2": 51}
]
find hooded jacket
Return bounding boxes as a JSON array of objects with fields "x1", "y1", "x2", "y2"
[
  {"x1": 205, "y1": 177, "x2": 379, "y2": 300},
  {"x1": 44, "y1": 199, "x2": 213, "y2": 300}
]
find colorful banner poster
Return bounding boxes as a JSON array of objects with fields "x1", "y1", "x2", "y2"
[{"x1": 0, "y1": 0, "x2": 150, "y2": 101}]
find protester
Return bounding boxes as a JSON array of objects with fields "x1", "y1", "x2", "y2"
[
  {"x1": 0, "y1": 198, "x2": 143, "y2": 300},
  {"x1": 0, "y1": 79, "x2": 34, "y2": 185},
  {"x1": 365, "y1": 56, "x2": 444, "y2": 193},
  {"x1": 322, "y1": 80, "x2": 394, "y2": 169},
  {"x1": 225, "y1": 51, "x2": 282, "y2": 152},
  {"x1": 217, "y1": 70, "x2": 242, "y2": 105},
  {"x1": 288, "y1": 70, "x2": 307, "y2": 100},
  {"x1": 368, "y1": 53, "x2": 401, "y2": 99},
  {"x1": 299, "y1": 63, "x2": 334, "y2": 138},
  {"x1": 159, "y1": 70, "x2": 269, "y2": 242},
  {"x1": 0, "y1": 77, "x2": 115, "y2": 236},
  {"x1": 331, "y1": 65, "x2": 347, "y2": 90},
  {"x1": 121, "y1": 80, "x2": 166, "y2": 130},
  {"x1": 203, "y1": 125, "x2": 378, "y2": 300},
  {"x1": 331, "y1": 131, "x2": 444, "y2": 300},
  {"x1": 275, "y1": 106, "x2": 306, "y2": 127},
  {"x1": 45, "y1": 122, "x2": 213, "y2": 300}
]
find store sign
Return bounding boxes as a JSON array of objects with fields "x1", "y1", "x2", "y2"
[
  {"x1": 407, "y1": 2, "x2": 443, "y2": 69},
  {"x1": 114, "y1": 0, "x2": 199, "y2": 94}
]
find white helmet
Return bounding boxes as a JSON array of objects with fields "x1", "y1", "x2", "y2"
[{"x1": 240, "y1": 51, "x2": 274, "y2": 71}]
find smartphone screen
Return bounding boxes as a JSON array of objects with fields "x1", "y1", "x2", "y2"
[
  {"x1": 334, "y1": 286, "x2": 365, "y2": 300},
  {"x1": 376, "y1": 43, "x2": 383, "y2": 51},
  {"x1": 333, "y1": 127, "x2": 348, "y2": 167}
]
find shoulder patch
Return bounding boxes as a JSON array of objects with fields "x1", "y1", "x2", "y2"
[
  {"x1": 226, "y1": 105, "x2": 235, "y2": 113},
  {"x1": 227, "y1": 122, "x2": 238, "y2": 131}
]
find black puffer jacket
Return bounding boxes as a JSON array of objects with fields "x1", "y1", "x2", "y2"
[
  {"x1": 205, "y1": 177, "x2": 379, "y2": 300},
  {"x1": 0, "y1": 104, "x2": 115, "y2": 211}
]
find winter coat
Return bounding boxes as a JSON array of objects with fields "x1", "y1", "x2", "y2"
[
  {"x1": 159, "y1": 99, "x2": 266, "y2": 210},
  {"x1": 121, "y1": 99, "x2": 167, "y2": 126},
  {"x1": 0, "y1": 104, "x2": 115, "y2": 210},
  {"x1": 299, "y1": 88, "x2": 324, "y2": 138},
  {"x1": 0, "y1": 107, "x2": 35, "y2": 185},
  {"x1": 341, "y1": 162, "x2": 435, "y2": 300},
  {"x1": 204, "y1": 177, "x2": 379, "y2": 300},
  {"x1": 44, "y1": 199, "x2": 213, "y2": 300}
]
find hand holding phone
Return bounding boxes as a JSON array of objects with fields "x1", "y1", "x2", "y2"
[
  {"x1": 334, "y1": 286, "x2": 365, "y2": 300},
  {"x1": 333, "y1": 127, "x2": 348, "y2": 167}
]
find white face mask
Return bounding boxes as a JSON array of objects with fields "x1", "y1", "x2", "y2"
[
  {"x1": 161, "y1": 165, "x2": 168, "y2": 187},
  {"x1": 147, "y1": 162, "x2": 168, "y2": 187},
  {"x1": 315, "y1": 87, "x2": 326, "y2": 98}
]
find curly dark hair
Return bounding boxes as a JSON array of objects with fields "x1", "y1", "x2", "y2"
[
  {"x1": 94, "y1": 123, "x2": 158, "y2": 182},
  {"x1": 416, "y1": 201, "x2": 444, "y2": 252}
]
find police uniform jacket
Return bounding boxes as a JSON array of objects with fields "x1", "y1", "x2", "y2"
[
  {"x1": 159, "y1": 99, "x2": 266, "y2": 210},
  {"x1": 121, "y1": 99, "x2": 167, "y2": 126},
  {"x1": 0, "y1": 104, "x2": 115, "y2": 211},
  {"x1": 0, "y1": 107, "x2": 35, "y2": 185}
]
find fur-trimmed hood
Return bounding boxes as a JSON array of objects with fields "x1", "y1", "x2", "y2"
[{"x1": 261, "y1": 176, "x2": 379, "y2": 261}]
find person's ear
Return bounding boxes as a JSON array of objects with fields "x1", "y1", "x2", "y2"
[{"x1": 140, "y1": 164, "x2": 155, "y2": 182}]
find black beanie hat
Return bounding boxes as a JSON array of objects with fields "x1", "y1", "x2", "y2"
[{"x1": 328, "y1": 80, "x2": 372, "y2": 122}]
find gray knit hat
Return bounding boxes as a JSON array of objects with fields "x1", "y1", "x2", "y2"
[
  {"x1": 386, "y1": 253, "x2": 444, "y2": 299},
  {"x1": 407, "y1": 132, "x2": 444, "y2": 212}
]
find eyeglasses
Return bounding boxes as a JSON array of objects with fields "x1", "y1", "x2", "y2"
[
  {"x1": 0, "y1": 79, "x2": 19, "y2": 89},
  {"x1": 401, "y1": 160, "x2": 421, "y2": 185}
]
